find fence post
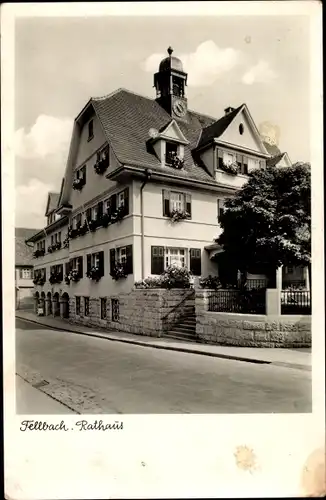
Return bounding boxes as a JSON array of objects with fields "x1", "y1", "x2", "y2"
[{"x1": 266, "y1": 288, "x2": 281, "y2": 316}]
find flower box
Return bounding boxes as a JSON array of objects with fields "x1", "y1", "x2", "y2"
[
  {"x1": 86, "y1": 266, "x2": 102, "y2": 282},
  {"x1": 110, "y1": 263, "x2": 127, "y2": 281},
  {"x1": 94, "y1": 157, "x2": 109, "y2": 175},
  {"x1": 72, "y1": 177, "x2": 86, "y2": 190},
  {"x1": 215, "y1": 169, "x2": 248, "y2": 189},
  {"x1": 169, "y1": 209, "x2": 190, "y2": 223},
  {"x1": 33, "y1": 249, "x2": 45, "y2": 258}
]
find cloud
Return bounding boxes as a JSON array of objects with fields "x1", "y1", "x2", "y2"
[
  {"x1": 15, "y1": 115, "x2": 73, "y2": 159},
  {"x1": 142, "y1": 40, "x2": 240, "y2": 87},
  {"x1": 242, "y1": 60, "x2": 277, "y2": 85},
  {"x1": 15, "y1": 178, "x2": 54, "y2": 228}
]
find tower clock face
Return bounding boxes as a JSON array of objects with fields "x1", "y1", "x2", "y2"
[{"x1": 173, "y1": 99, "x2": 187, "y2": 117}]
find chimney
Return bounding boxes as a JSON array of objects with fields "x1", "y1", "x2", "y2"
[{"x1": 224, "y1": 106, "x2": 235, "y2": 115}]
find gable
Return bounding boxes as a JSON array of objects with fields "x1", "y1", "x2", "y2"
[
  {"x1": 218, "y1": 107, "x2": 269, "y2": 155},
  {"x1": 276, "y1": 152, "x2": 292, "y2": 167},
  {"x1": 159, "y1": 120, "x2": 189, "y2": 144}
]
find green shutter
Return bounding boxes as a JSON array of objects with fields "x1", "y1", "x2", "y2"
[
  {"x1": 110, "y1": 248, "x2": 116, "y2": 275},
  {"x1": 162, "y1": 190, "x2": 170, "y2": 217},
  {"x1": 125, "y1": 245, "x2": 133, "y2": 274},
  {"x1": 123, "y1": 187, "x2": 129, "y2": 216},
  {"x1": 151, "y1": 246, "x2": 164, "y2": 274},
  {"x1": 190, "y1": 248, "x2": 201, "y2": 276}
]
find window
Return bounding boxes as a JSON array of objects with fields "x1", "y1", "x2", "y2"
[
  {"x1": 51, "y1": 235, "x2": 54, "y2": 245},
  {"x1": 84, "y1": 297, "x2": 90, "y2": 316},
  {"x1": 76, "y1": 213, "x2": 82, "y2": 228},
  {"x1": 223, "y1": 151, "x2": 235, "y2": 166},
  {"x1": 96, "y1": 145, "x2": 109, "y2": 163},
  {"x1": 162, "y1": 190, "x2": 191, "y2": 218},
  {"x1": 20, "y1": 268, "x2": 32, "y2": 279},
  {"x1": 239, "y1": 123, "x2": 244, "y2": 135},
  {"x1": 92, "y1": 205, "x2": 98, "y2": 221},
  {"x1": 165, "y1": 248, "x2": 186, "y2": 269},
  {"x1": 88, "y1": 120, "x2": 94, "y2": 141},
  {"x1": 111, "y1": 299, "x2": 119, "y2": 322},
  {"x1": 70, "y1": 256, "x2": 83, "y2": 278},
  {"x1": 100, "y1": 298, "x2": 107, "y2": 320},
  {"x1": 76, "y1": 296, "x2": 81, "y2": 316},
  {"x1": 86, "y1": 251, "x2": 104, "y2": 278},
  {"x1": 165, "y1": 142, "x2": 178, "y2": 165},
  {"x1": 217, "y1": 199, "x2": 225, "y2": 222},
  {"x1": 248, "y1": 158, "x2": 259, "y2": 172},
  {"x1": 110, "y1": 245, "x2": 133, "y2": 276},
  {"x1": 57, "y1": 232, "x2": 61, "y2": 242},
  {"x1": 170, "y1": 192, "x2": 184, "y2": 212},
  {"x1": 151, "y1": 246, "x2": 164, "y2": 274},
  {"x1": 118, "y1": 191, "x2": 125, "y2": 208},
  {"x1": 76, "y1": 165, "x2": 86, "y2": 183},
  {"x1": 104, "y1": 187, "x2": 129, "y2": 216}
]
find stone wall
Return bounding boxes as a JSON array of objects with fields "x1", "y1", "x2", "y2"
[
  {"x1": 196, "y1": 289, "x2": 311, "y2": 348},
  {"x1": 68, "y1": 288, "x2": 195, "y2": 337}
]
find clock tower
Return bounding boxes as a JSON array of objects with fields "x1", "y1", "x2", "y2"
[{"x1": 154, "y1": 47, "x2": 188, "y2": 121}]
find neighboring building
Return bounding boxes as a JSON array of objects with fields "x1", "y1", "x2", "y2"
[
  {"x1": 26, "y1": 46, "x2": 306, "y2": 322},
  {"x1": 15, "y1": 227, "x2": 38, "y2": 309}
]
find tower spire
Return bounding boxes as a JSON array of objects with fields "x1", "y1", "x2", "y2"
[{"x1": 167, "y1": 46, "x2": 173, "y2": 56}]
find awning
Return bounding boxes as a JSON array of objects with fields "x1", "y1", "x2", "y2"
[{"x1": 204, "y1": 243, "x2": 224, "y2": 260}]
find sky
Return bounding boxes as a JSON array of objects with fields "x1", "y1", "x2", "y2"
[{"x1": 14, "y1": 14, "x2": 311, "y2": 229}]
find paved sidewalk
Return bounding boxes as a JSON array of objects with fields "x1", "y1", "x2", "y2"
[
  {"x1": 16, "y1": 311, "x2": 311, "y2": 370},
  {"x1": 16, "y1": 375, "x2": 75, "y2": 414}
]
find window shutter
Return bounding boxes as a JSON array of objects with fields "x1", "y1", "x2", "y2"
[
  {"x1": 81, "y1": 165, "x2": 86, "y2": 181},
  {"x1": 98, "y1": 251, "x2": 104, "y2": 277},
  {"x1": 110, "y1": 194, "x2": 117, "y2": 213},
  {"x1": 236, "y1": 153, "x2": 242, "y2": 162},
  {"x1": 110, "y1": 248, "x2": 116, "y2": 274},
  {"x1": 97, "y1": 201, "x2": 103, "y2": 220},
  {"x1": 86, "y1": 208, "x2": 92, "y2": 221},
  {"x1": 151, "y1": 246, "x2": 164, "y2": 274},
  {"x1": 125, "y1": 245, "x2": 133, "y2": 274},
  {"x1": 190, "y1": 248, "x2": 201, "y2": 276},
  {"x1": 123, "y1": 187, "x2": 129, "y2": 216},
  {"x1": 217, "y1": 149, "x2": 223, "y2": 158},
  {"x1": 43, "y1": 268, "x2": 46, "y2": 281},
  {"x1": 162, "y1": 190, "x2": 170, "y2": 216},
  {"x1": 86, "y1": 254, "x2": 91, "y2": 275},
  {"x1": 58, "y1": 264, "x2": 63, "y2": 281},
  {"x1": 65, "y1": 262, "x2": 70, "y2": 276},
  {"x1": 185, "y1": 193, "x2": 192, "y2": 218}
]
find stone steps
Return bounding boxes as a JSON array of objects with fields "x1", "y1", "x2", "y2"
[{"x1": 164, "y1": 309, "x2": 197, "y2": 342}]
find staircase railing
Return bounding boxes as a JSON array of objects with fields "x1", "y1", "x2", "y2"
[{"x1": 161, "y1": 289, "x2": 195, "y2": 331}]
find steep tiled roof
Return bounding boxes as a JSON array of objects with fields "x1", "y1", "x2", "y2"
[
  {"x1": 92, "y1": 89, "x2": 217, "y2": 184},
  {"x1": 45, "y1": 192, "x2": 60, "y2": 215},
  {"x1": 197, "y1": 105, "x2": 243, "y2": 149},
  {"x1": 263, "y1": 141, "x2": 281, "y2": 156},
  {"x1": 15, "y1": 228, "x2": 38, "y2": 266},
  {"x1": 266, "y1": 153, "x2": 285, "y2": 167}
]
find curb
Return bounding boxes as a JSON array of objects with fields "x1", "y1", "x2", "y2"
[{"x1": 16, "y1": 315, "x2": 309, "y2": 370}]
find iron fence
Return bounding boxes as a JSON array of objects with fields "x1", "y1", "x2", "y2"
[
  {"x1": 282, "y1": 280, "x2": 306, "y2": 289},
  {"x1": 281, "y1": 290, "x2": 311, "y2": 315},
  {"x1": 245, "y1": 279, "x2": 268, "y2": 289},
  {"x1": 208, "y1": 289, "x2": 266, "y2": 314}
]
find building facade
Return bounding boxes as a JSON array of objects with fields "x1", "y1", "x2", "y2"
[
  {"x1": 15, "y1": 228, "x2": 38, "y2": 309},
  {"x1": 27, "y1": 47, "x2": 300, "y2": 324}
]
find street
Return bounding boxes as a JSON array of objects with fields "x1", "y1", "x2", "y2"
[{"x1": 16, "y1": 318, "x2": 311, "y2": 414}]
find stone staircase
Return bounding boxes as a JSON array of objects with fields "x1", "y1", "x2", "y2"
[{"x1": 164, "y1": 306, "x2": 197, "y2": 342}]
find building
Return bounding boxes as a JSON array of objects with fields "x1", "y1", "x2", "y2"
[
  {"x1": 15, "y1": 227, "x2": 38, "y2": 309},
  {"x1": 26, "y1": 46, "x2": 306, "y2": 325}
]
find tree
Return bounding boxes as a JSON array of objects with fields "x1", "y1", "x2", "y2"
[{"x1": 216, "y1": 163, "x2": 311, "y2": 283}]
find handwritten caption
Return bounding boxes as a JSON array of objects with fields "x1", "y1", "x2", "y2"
[{"x1": 20, "y1": 419, "x2": 124, "y2": 432}]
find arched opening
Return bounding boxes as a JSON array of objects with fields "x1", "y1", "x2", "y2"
[
  {"x1": 46, "y1": 291, "x2": 52, "y2": 316},
  {"x1": 34, "y1": 291, "x2": 40, "y2": 314},
  {"x1": 52, "y1": 292, "x2": 60, "y2": 317},
  {"x1": 38, "y1": 291, "x2": 45, "y2": 316},
  {"x1": 60, "y1": 292, "x2": 70, "y2": 319}
]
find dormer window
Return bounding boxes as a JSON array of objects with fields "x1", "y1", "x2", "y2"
[
  {"x1": 88, "y1": 120, "x2": 94, "y2": 141},
  {"x1": 165, "y1": 142, "x2": 178, "y2": 165}
]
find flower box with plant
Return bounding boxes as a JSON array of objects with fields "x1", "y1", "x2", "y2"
[
  {"x1": 135, "y1": 265, "x2": 192, "y2": 289},
  {"x1": 33, "y1": 249, "x2": 45, "y2": 258},
  {"x1": 219, "y1": 161, "x2": 239, "y2": 176},
  {"x1": 64, "y1": 274, "x2": 70, "y2": 285},
  {"x1": 100, "y1": 213, "x2": 110, "y2": 227},
  {"x1": 78, "y1": 223, "x2": 89, "y2": 236},
  {"x1": 49, "y1": 271, "x2": 62, "y2": 284},
  {"x1": 88, "y1": 219, "x2": 99, "y2": 232},
  {"x1": 63, "y1": 237, "x2": 70, "y2": 248},
  {"x1": 110, "y1": 204, "x2": 126, "y2": 224},
  {"x1": 199, "y1": 275, "x2": 222, "y2": 290},
  {"x1": 169, "y1": 209, "x2": 190, "y2": 223},
  {"x1": 94, "y1": 157, "x2": 109, "y2": 175},
  {"x1": 66, "y1": 269, "x2": 80, "y2": 283},
  {"x1": 110, "y1": 262, "x2": 127, "y2": 281},
  {"x1": 47, "y1": 245, "x2": 54, "y2": 253},
  {"x1": 33, "y1": 276, "x2": 45, "y2": 286},
  {"x1": 86, "y1": 266, "x2": 102, "y2": 282},
  {"x1": 72, "y1": 177, "x2": 86, "y2": 190}
]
